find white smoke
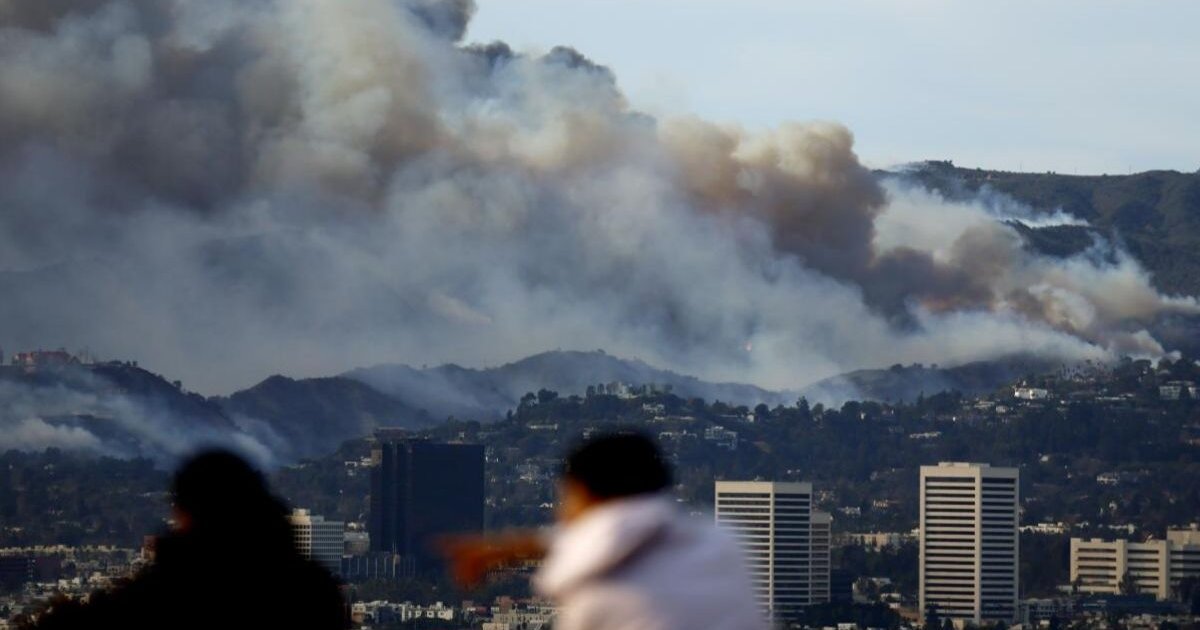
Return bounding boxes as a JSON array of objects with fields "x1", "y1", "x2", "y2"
[
  {"x1": 0, "y1": 372, "x2": 275, "y2": 464},
  {"x1": 0, "y1": 0, "x2": 1194, "y2": 402}
]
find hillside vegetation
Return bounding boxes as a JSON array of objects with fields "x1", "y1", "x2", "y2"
[{"x1": 903, "y1": 162, "x2": 1200, "y2": 296}]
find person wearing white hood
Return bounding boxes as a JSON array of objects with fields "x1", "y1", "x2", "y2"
[{"x1": 442, "y1": 433, "x2": 769, "y2": 630}]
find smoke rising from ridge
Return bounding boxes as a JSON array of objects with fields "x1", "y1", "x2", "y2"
[
  {"x1": 0, "y1": 368, "x2": 277, "y2": 464},
  {"x1": 0, "y1": 0, "x2": 1195, "y2": 396}
]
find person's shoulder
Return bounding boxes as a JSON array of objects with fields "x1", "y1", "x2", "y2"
[
  {"x1": 563, "y1": 581, "x2": 665, "y2": 630},
  {"x1": 273, "y1": 557, "x2": 338, "y2": 590},
  {"x1": 291, "y1": 560, "x2": 344, "y2": 603},
  {"x1": 266, "y1": 560, "x2": 346, "y2": 628}
]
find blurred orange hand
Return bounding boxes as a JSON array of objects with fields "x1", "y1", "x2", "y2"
[{"x1": 437, "y1": 531, "x2": 547, "y2": 588}]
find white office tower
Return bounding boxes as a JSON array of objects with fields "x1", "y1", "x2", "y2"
[
  {"x1": 919, "y1": 463, "x2": 1019, "y2": 626},
  {"x1": 290, "y1": 508, "x2": 345, "y2": 576},
  {"x1": 715, "y1": 481, "x2": 830, "y2": 621}
]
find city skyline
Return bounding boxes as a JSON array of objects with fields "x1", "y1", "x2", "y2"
[{"x1": 2, "y1": 0, "x2": 1199, "y2": 627}]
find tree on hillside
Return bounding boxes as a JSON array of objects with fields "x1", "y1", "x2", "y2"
[
  {"x1": 1118, "y1": 569, "x2": 1139, "y2": 595},
  {"x1": 1174, "y1": 577, "x2": 1200, "y2": 615},
  {"x1": 924, "y1": 603, "x2": 941, "y2": 629}
]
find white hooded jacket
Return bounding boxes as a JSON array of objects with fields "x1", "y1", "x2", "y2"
[{"x1": 533, "y1": 495, "x2": 769, "y2": 630}]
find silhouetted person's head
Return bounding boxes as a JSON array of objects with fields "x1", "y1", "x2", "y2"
[
  {"x1": 171, "y1": 450, "x2": 289, "y2": 547},
  {"x1": 558, "y1": 433, "x2": 672, "y2": 523}
]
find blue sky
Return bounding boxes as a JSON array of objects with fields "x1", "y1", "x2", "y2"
[{"x1": 467, "y1": 1, "x2": 1199, "y2": 175}]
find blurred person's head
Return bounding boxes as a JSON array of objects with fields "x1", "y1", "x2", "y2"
[
  {"x1": 171, "y1": 449, "x2": 290, "y2": 546},
  {"x1": 558, "y1": 433, "x2": 672, "y2": 523}
]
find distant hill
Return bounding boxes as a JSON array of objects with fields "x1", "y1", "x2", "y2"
[
  {"x1": 0, "y1": 362, "x2": 242, "y2": 463},
  {"x1": 0, "y1": 361, "x2": 436, "y2": 464},
  {"x1": 894, "y1": 162, "x2": 1200, "y2": 357},
  {"x1": 216, "y1": 375, "x2": 432, "y2": 461},
  {"x1": 799, "y1": 356, "x2": 1065, "y2": 405},
  {"x1": 897, "y1": 161, "x2": 1200, "y2": 297},
  {"x1": 0, "y1": 350, "x2": 1073, "y2": 463},
  {"x1": 344, "y1": 350, "x2": 796, "y2": 420},
  {"x1": 217, "y1": 350, "x2": 1071, "y2": 459}
]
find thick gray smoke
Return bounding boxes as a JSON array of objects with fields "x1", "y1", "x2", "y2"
[
  {"x1": 0, "y1": 0, "x2": 1195, "y2": 399},
  {"x1": 0, "y1": 368, "x2": 276, "y2": 464}
]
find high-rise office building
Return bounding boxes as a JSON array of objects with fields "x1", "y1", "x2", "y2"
[
  {"x1": 369, "y1": 436, "x2": 485, "y2": 572},
  {"x1": 919, "y1": 462, "x2": 1019, "y2": 626},
  {"x1": 715, "y1": 481, "x2": 831, "y2": 620},
  {"x1": 289, "y1": 508, "x2": 345, "y2": 576},
  {"x1": 1071, "y1": 525, "x2": 1200, "y2": 600}
]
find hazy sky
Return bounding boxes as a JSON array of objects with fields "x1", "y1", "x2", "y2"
[{"x1": 468, "y1": 0, "x2": 1199, "y2": 175}]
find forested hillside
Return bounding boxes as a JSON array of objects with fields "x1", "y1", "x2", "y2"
[{"x1": 902, "y1": 162, "x2": 1200, "y2": 297}]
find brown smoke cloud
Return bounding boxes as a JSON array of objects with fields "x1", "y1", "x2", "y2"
[{"x1": 0, "y1": 0, "x2": 1194, "y2": 405}]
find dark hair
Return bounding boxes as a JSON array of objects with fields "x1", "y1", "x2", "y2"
[
  {"x1": 562, "y1": 432, "x2": 672, "y2": 499},
  {"x1": 172, "y1": 450, "x2": 289, "y2": 541}
]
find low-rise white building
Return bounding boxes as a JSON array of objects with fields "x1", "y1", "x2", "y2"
[
  {"x1": 1014, "y1": 387, "x2": 1050, "y2": 401},
  {"x1": 484, "y1": 606, "x2": 556, "y2": 630},
  {"x1": 703, "y1": 426, "x2": 739, "y2": 450},
  {"x1": 1070, "y1": 526, "x2": 1200, "y2": 600},
  {"x1": 1159, "y1": 381, "x2": 1197, "y2": 400},
  {"x1": 351, "y1": 600, "x2": 458, "y2": 625}
]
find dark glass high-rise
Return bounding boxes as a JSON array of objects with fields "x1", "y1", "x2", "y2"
[{"x1": 369, "y1": 434, "x2": 485, "y2": 573}]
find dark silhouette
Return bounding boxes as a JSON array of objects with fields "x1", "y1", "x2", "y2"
[
  {"x1": 559, "y1": 432, "x2": 672, "y2": 500},
  {"x1": 22, "y1": 450, "x2": 346, "y2": 630}
]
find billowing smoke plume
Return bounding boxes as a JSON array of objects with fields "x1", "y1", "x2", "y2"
[{"x1": 0, "y1": 0, "x2": 1195, "y2": 400}]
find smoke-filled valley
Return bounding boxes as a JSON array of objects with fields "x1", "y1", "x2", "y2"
[{"x1": 2, "y1": 0, "x2": 1199, "y2": 462}]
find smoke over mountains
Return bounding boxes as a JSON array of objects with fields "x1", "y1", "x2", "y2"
[{"x1": 0, "y1": 0, "x2": 1195, "y2": 396}]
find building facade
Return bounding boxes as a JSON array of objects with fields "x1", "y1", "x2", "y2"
[
  {"x1": 919, "y1": 462, "x2": 1020, "y2": 626},
  {"x1": 369, "y1": 436, "x2": 485, "y2": 572},
  {"x1": 714, "y1": 481, "x2": 831, "y2": 621},
  {"x1": 1071, "y1": 525, "x2": 1200, "y2": 600},
  {"x1": 342, "y1": 553, "x2": 416, "y2": 581},
  {"x1": 838, "y1": 531, "x2": 917, "y2": 549},
  {"x1": 289, "y1": 508, "x2": 345, "y2": 576},
  {"x1": 1169, "y1": 526, "x2": 1200, "y2": 592},
  {"x1": 811, "y1": 510, "x2": 832, "y2": 603}
]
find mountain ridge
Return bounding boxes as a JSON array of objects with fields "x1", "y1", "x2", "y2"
[
  {"x1": 342, "y1": 349, "x2": 796, "y2": 421},
  {"x1": 896, "y1": 161, "x2": 1200, "y2": 297}
]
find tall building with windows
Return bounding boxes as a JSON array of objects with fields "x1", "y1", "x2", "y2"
[
  {"x1": 369, "y1": 436, "x2": 485, "y2": 572},
  {"x1": 1071, "y1": 525, "x2": 1200, "y2": 600},
  {"x1": 289, "y1": 509, "x2": 345, "y2": 576},
  {"x1": 715, "y1": 481, "x2": 831, "y2": 621},
  {"x1": 919, "y1": 462, "x2": 1019, "y2": 626}
]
